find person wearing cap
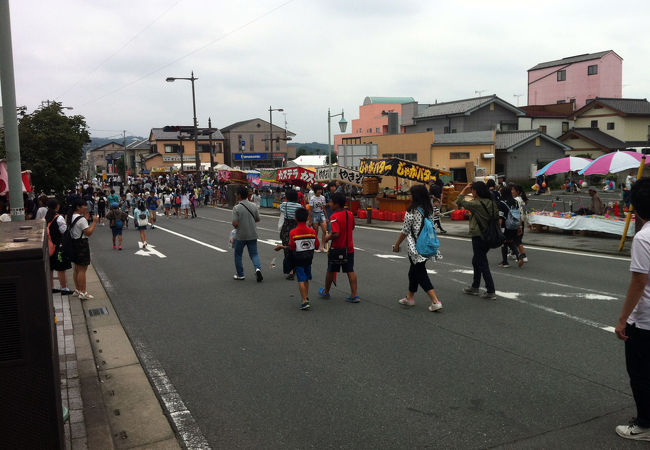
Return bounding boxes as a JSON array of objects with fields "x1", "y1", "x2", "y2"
[
  {"x1": 577, "y1": 187, "x2": 604, "y2": 215},
  {"x1": 106, "y1": 202, "x2": 127, "y2": 250}
]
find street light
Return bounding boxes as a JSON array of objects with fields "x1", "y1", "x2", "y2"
[
  {"x1": 328, "y1": 108, "x2": 347, "y2": 166},
  {"x1": 166, "y1": 71, "x2": 200, "y2": 176},
  {"x1": 269, "y1": 106, "x2": 283, "y2": 169}
]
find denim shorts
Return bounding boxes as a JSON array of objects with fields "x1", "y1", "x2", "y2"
[
  {"x1": 295, "y1": 265, "x2": 312, "y2": 282},
  {"x1": 111, "y1": 228, "x2": 123, "y2": 237},
  {"x1": 311, "y1": 211, "x2": 326, "y2": 224}
]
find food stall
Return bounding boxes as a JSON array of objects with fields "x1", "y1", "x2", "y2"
[
  {"x1": 359, "y1": 158, "x2": 449, "y2": 213},
  {"x1": 316, "y1": 165, "x2": 364, "y2": 210},
  {"x1": 276, "y1": 167, "x2": 316, "y2": 187},
  {"x1": 217, "y1": 169, "x2": 248, "y2": 185}
]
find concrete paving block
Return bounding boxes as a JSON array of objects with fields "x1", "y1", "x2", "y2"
[
  {"x1": 71, "y1": 437, "x2": 88, "y2": 450},
  {"x1": 71, "y1": 421, "x2": 87, "y2": 439},
  {"x1": 128, "y1": 437, "x2": 181, "y2": 449},
  {"x1": 90, "y1": 325, "x2": 139, "y2": 370},
  {"x1": 70, "y1": 408, "x2": 84, "y2": 424},
  {"x1": 100, "y1": 364, "x2": 176, "y2": 449}
]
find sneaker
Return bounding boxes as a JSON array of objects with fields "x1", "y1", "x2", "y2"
[
  {"x1": 481, "y1": 292, "x2": 497, "y2": 300},
  {"x1": 318, "y1": 288, "x2": 330, "y2": 299},
  {"x1": 463, "y1": 287, "x2": 480, "y2": 296},
  {"x1": 52, "y1": 288, "x2": 61, "y2": 294},
  {"x1": 256, "y1": 269, "x2": 263, "y2": 283},
  {"x1": 498, "y1": 263, "x2": 510, "y2": 268},
  {"x1": 616, "y1": 420, "x2": 650, "y2": 441},
  {"x1": 233, "y1": 275, "x2": 245, "y2": 280},
  {"x1": 300, "y1": 301, "x2": 311, "y2": 311},
  {"x1": 286, "y1": 273, "x2": 295, "y2": 281},
  {"x1": 522, "y1": 254, "x2": 528, "y2": 263},
  {"x1": 151, "y1": 225, "x2": 155, "y2": 229},
  {"x1": 60, "y1": 288, "x2": 74, "y2": 296},
  {"x1": 428, "y1": 302, "x2": 443, "y2": 312},
  {"x1": 118, "y1": 245, "x2": 122, "y2": 251},
  {"x1": 439, "y1": 229, "x2": 448, "y2": 234},
  {"x1": 143, "y1": 241, "x2": 148, "y2": 249},
  {"x1": 345, "y1": 296, "x2": 361, "y2": 303},
  {"x1": 508, "y1": 252, "x2": 517, "y2": 260},
  {"x1": 112, "y1": 245, "x2": 116, "y2": 250},
  {"x1": 79, "y1": 292, "x2": 94, "y2": 300},
  {"x1": 398, "y1": 297, "x2": 415, "y2": 307}
]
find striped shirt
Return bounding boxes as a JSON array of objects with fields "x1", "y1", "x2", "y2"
[{"x1": 280, "y1": 202, "x2": 302, "y2": 220}]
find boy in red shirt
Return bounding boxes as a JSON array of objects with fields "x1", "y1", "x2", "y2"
[
  {"x1": 319, "y1": 192, "x2": 359, "y2": 302},
  {"x1": 275, "y1": 207, "x2": 319, "y2": 310}
]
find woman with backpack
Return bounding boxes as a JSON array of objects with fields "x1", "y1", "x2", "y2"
[
  {"x1": 392, "y1": 184, "x2": 443, "y2": 312},
  {"x1": 456, "y1": 181, "x2": 500, "y2": 300},
  {"x1": 134, "y1": 200, "x2": 150, "y2": 248},
  {"x1": 69, "y1": 198, "x2": 98, "y2": 300},
  {"x1": 497, "y1": 186, "x2": 523, "y2": 268},
  {"x1": 45, "y1": 199, "x2": 73, "y2": 295}
]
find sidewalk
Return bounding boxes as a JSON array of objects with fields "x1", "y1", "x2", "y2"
[
  {"x1": 55, "y1": 266, "x2": 181, "y2": 449},
  {"x1": 256, "y1": 207, "x2": 631, "y2": 256}
]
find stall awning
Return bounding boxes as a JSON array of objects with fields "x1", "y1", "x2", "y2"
[{"x1": 359, "y1": 158, "x2": 450, "y2": 183}]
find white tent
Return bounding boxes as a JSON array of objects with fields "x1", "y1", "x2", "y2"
[{"x1": 288, "y1": 155, "x2": 327, "y2": 167}]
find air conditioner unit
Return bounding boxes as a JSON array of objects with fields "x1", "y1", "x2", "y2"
[{"x1": 481, "y1": 153, "x2": 495, "y2": 159}]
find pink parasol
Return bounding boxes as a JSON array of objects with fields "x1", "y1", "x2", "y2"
[
  {"x1": 534, "y1": 157, "x2": 592, "y2": 176},
  {"x1": 579, "y1": 151, "x2": 650, "y2": 175}
]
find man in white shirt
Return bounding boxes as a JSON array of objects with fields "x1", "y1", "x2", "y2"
[{"x1": 616, "y1": 177, "x2": 650, "y2": 441}]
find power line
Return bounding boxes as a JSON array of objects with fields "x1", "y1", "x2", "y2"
[
  {"x1": 79, "y1": 0, "x2": 297, "y2": 107},
  {"x1": 60, "y1": 0, "x2": 182, "y2": 98}
]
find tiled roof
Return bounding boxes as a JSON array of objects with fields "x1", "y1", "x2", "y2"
[
  {"x1": 220, "y1": 118, "x2": 295, "y2": 136},
  {"x1": 495, "y1": 130, "x2": 538, "y2": 150},
  {"x1": 415, "y1": 95, "x2": 523, "y2": 119},
  {"x1": 528, "y1": 50, "x2": 617, "y2": 71},
  {"x1": 432, "y1": 130, "x2": 494, "y2": 145},
  {"x1": 593, "y1": 98, "x2": 650, "y2": 116},
  {"x1": 560, "y1": 128, "x2": 627, "y2": 150},
  {"x1": 150, "y1": 127, "x2": 224, "y2": 141},
  {"x1": 363, "y1": 96, "x2": 415, "y2": 106},
  {"x1": 126, "y1": 138, "x2": 150, "y2": 150}
]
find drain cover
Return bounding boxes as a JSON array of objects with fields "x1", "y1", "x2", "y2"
[{"x1": 88, "y1": 307, "x2": 109, "y2": 317}]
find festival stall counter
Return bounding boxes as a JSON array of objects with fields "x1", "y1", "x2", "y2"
[
  {"x1": 359, "y1": 158, "x2": 450, "y2": 213},
  {"x1": 528, "y1": 211, "x2": 634, "y2": 237}
]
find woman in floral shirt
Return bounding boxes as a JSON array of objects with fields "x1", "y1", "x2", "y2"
[{"x1": 392, "y1": 184, "x2": 443, "y2": 312}]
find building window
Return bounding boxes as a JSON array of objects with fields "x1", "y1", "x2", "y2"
[
  {"x1": 405, "y1": 153, "x2": 417, "y2": 161},
  {"x1": 588, "y1": 65, "x2": 598, "y2": 75},
  {"x1": 607, "y1": 122, "x2": 615, "y2": 130},
  {"x1": 562, "y1": 122, "x2": 569, "y2": 133},
  {"x1": 557, "y1": 100, "x2": 566, "y2": 104},
  {"x1": 535, "y1": 137, "x2": 541, "y2": 147},
  {"x1": 375, "y1": 128, "x2": 380, "y2": 133},
  {"x1": 444, "y1": 126, "x2": 450, "y2": 133},
  {"x1": 451, "y1": 129, "x2": 457, "y2": 133},
  {"x1": 426, "y1": 128, "x2": 433, "y2": 132},
  {"x1": 450, "y1": 152, "x2": 470, "y2": 159},
  {"x1": 591, "y1": 120, "x2": 598, "y2": 129},
  {"x1": 539, "y1": 125, "x2": 547, "y2": 133},
  {"x1": 164, "y1": 144, "x2": 181, "y2": 153},
  {"x1": 557, "y1": 70, "x2": 566, "y2": 81},
  {"x1": 489, "y1": 103, "x2": 495, "y2": 111}
]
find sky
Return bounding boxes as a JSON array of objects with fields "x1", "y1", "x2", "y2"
[{"x1": 3, "y1": 0, "x2": 650, "y2": 144}]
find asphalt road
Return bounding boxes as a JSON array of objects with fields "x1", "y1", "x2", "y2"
[{"x1": 88, "y1": 206, "x2": 644, "y2": 449}]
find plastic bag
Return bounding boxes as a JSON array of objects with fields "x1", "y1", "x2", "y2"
[{"x1": 229, "y1": 229, "x2": 236, "y2": 248}]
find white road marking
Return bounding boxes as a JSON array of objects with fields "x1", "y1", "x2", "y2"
[
  {"x1": 131, "y1": 216, "x2": 228, "y2": 253},
  {"x1": 135, "y1": 242, "x2": 166, "y2": 258},
  {"x1": 451, "y1": 269, "x2": 474, "y2": 274},
  {"x1": 539, "y1": 292, "x2": 617, "y2": 301},
  {"x1": 374, "y1": 254, "x2": 406, "y2": 259},
  {"x1": 426, "y1": 269, "x2": 437, "y2": 274},
  {"x1": 258, "y1": 239, "x2": 282, "y2": 246},
  {"x1": 495, "y1": 291, "x2": 520, "y2": 299}
]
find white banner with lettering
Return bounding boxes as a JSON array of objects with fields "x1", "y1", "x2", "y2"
[{"x1": 316, "y1": 165, "x2": 364, "y2": 187}]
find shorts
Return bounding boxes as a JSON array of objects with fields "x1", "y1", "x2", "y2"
[
  {"x1": 71, "y1": 239, "x2": 90, "y2": 266},
  {"x1": 98, "y1": 209, "x2": 105, "y2": 218},
  {"x1": 137, "y1": 225, "x2": 147, "y2": 231},
  {"x1": 181, "y1": 203, "x2": 190, "y2": 209},
  {"x1": 111, "y1": 228, "x2": 123, "y2": 237},
  {"x1": 311, "y1": 211, "x2": 326, "y2": 224},
  {"x1": 164, "y1": 203, "x2": 171, "y2": 208},
  {"x1": 295, "y1": 265, "x2": 312, "y2": 282},
  {"x1": 50, "y1": 248, "x2": 71, "y2": 272},
  {"x1": 327, "y1": 251, "x2": 354, "y2": 273}
]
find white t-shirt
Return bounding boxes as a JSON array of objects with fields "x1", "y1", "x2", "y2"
[
  {"x1": 35, "y1": 206, "x2": 48, "y2": 220},
  {"x1": 629, "y1": 221, "x2": 650, "y2": 330},
  {"x1": 70, "y1": 214, "x2": 89, "y2": 239}
]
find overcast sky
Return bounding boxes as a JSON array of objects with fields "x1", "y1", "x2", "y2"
[{"x1": 4, "y1": 0, "x2": 649, "y2": 143}]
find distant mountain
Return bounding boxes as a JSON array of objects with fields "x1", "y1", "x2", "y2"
[
  {"x1": 84, "y1": 135, "x2": 145, "y2": 154},
  {"x1": 288, "y1": 142, "x2": 329, "y2": 154}
]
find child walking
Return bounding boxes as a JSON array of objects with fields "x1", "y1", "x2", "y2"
[
  {"x1": 275, "y1": 207, "x2": 319, "y2": 310},
  {"x1": 432, "y1": 197, "x2": 447, "y2": 234},
  {"x1": 106, "y1": 202, "x2": 127, "y2": 250},
  {"x1": 133, "y1": 200, "x2": 149, "y2": 248}
]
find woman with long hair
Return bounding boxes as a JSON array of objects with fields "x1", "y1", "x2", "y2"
[
  {"x1": 392, "y1": 184, "x2": 443, "y2": 311},
  {"x1": 512, "y1": 184, "x2": 529, "y2": 263},
  {"x1": 45, "y1": 199, "x2": 73, "y2": 295},
  {"x1": 456, "y1": 181, "x2": 499, "y2": 300}
]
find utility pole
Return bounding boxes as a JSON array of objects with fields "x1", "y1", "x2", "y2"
[
  {"x1": 208, "y1": 117, "x2": 214, "y2": 175},
  {"x1": 122, "y1": 130, "x2": 127, "y2": 175},
  {"x1": 0, "y1": 0, "x2": 24, "y2": 220}
]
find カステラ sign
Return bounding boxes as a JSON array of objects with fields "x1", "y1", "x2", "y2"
[{"x1": 276, "y1": 167, "x2": 316, "y2": 185}]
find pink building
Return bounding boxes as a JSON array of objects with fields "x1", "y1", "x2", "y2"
[
  {"x1": 527, "y1": 50, "x2": 622, "y2": 108},
  {"x1": 333, "y1": 96, "x2": 415, "y2": 154}
]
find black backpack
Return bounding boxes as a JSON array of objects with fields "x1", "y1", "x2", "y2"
[
  {"x1": 62, "y1": 216, "x2": 83, "y2": 259},
  {"x1": 477, "y1": 200, "x2": 504, "y2": 249}
]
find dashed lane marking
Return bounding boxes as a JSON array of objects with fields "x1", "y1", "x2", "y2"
[{"x1": 130, "y1": 216, "x2": 227, "y2": 253}]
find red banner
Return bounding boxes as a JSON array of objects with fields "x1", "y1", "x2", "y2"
[{"x1": 276, "y1": 167, "x2": 316, "y2": 186}]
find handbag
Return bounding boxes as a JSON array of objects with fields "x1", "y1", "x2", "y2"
[
  {"x1": 328, "y1": 211, "x2": 349, "y2": 265},
  {"x1": 477, "y1": 201, "x2": 504, "y2": 249}
]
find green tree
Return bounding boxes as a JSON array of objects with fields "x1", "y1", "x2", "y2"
[
  {"x1": 116, "y1": 155, "x2": 126, "y2": 180},
  {"x1": 296, "y1": 147, "x2": 308, "y2": 157},
  {"x1": 327, "y1": 152, "x2": 338, "y2": 164},
  {"x1": 0, "y1": 102, "x2": 90, "y2": 194}
]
